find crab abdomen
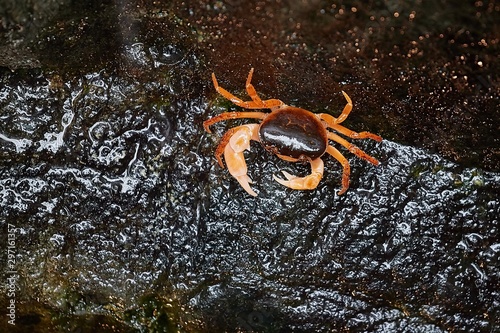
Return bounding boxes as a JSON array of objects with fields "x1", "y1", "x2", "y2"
[{"x1": 259, "y1": 107, "x2": 328, "y2": 160}]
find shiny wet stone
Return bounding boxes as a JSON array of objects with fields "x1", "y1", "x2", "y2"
[{"x1": 0, "y1": 1, "x2": 498, "y2": 332}]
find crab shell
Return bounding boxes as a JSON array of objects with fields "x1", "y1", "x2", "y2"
[{"x1": 259, "y1": 106, "x2": 328, "y2": 162}]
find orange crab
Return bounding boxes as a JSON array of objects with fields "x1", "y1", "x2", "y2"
[{"x1": 204, "y1": 68, "x2": 382, "y2": 197}]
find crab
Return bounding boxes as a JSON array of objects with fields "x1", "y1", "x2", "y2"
[{"x1": 203, "y1": 68, "x2": 382, "y2": 197}]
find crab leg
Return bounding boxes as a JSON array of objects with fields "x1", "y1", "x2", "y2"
[
  {"x1": 212, "y1": 69, "x2": 284, "y2": 109},
  {"x1": 244, "y1": 67, "x2": 263, "y2": 105},
  {"x1": 337, "y1": 91, "x2": 353, "y2": 124},
  {"x1": 316, "y1": 91, "x2": 353, "y2": 125},
  {"x1": 203, "y1": 111, "x2": 267, "y2": 133},
  {"x1": 327, "y1": 132, "x2": 380, "y2": 166},
  {"x1": 216, "y1": 124, "x2": 260, "y2": 197},
  {"x1": 273, "y1": 158, "x2": 324, "y2": 190},
  {"x1": 319, "y1": 114, "x2": 382, "y2": 142},
  {"x1": 326, "y1": 145, "x2": 350, "y2": 195},
  {"x1": 318, "y1": 91, "x2": 382, "y2": 141}
]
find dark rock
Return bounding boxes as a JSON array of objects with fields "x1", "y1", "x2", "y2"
[{"x1": 0, "y1": 1, "x2": 498, "y2": 332}]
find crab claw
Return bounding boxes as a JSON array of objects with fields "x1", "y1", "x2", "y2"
[
  {"x1": 273, "y1": 171, "x2": 322, "y2": 190},
  {"x1": 235, "y1": 174, "x2": 257, "y2": 197},
  {"x1": 226, "y1": 144, "x2": 257, "y2": 196},
  {"x1": 273, "y1": 158, "x2": 324, "y2": 190},
  {"x1": 222, "y1": 125, "x2": 259, "y2": 197}
]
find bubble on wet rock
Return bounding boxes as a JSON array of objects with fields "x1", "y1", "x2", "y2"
[{"x1": 149, "y1": 44, "x2": 184, "y2": 67}]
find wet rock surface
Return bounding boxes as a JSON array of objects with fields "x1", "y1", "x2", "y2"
[{"x1": 1, "y1": 1, "x2": 499, "y2": 332}]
